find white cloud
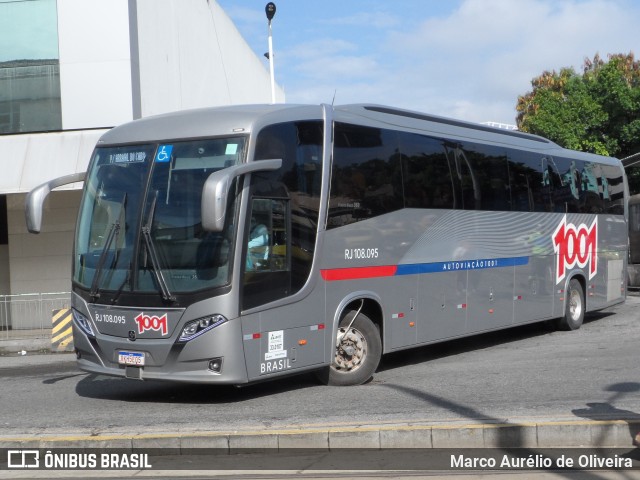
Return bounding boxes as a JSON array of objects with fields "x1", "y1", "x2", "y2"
[{"x1": 283, "y1": 0, "x2": 640, "y2": 124}]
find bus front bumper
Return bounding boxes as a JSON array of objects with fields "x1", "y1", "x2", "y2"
[{"x1": 72, "y1": 319, "x2": 249, "y2": 384}]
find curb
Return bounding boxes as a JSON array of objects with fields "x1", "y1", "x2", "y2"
[
  {"x1": 1, "y1": 419, "x2": 638, "y2": 450},
  {"x1": 0, "y1": 337, "x2": 51, "y2": 355}
]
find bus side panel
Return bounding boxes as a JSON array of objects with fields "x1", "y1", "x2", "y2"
[
  {"x1": 241, "y1": 288, "x2": 327, "y2": 382},
  {"x1": 417, "y1": 271, "x2": 467, "y2": 343},
  {"x1": 513, "y1": 254, "x2": 555, "y2": 324},
  {"x1": 466, "y1": 266, "x2": 514, "y2": 332},
  {"x1": 384, "y1": 275, "x2": 417, "y2": 350},
  {"x1": 587, "y1": 256, "x2": 625, "y2": 308}
]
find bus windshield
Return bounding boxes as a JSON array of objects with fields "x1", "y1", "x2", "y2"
[{"x1": 73, "y1": 137, "x2": 246, "y2": 299}]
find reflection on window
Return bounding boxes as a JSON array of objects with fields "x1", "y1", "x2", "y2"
[
  {"x1": 0, "y1": 0, "x2": 61, "y2": 133},
  {"x1": 326, "y1": 122, "x2": 627, "y2": 224},
  {"x1": 329, "y1": 123, "x2": 402, "y2": 227}
]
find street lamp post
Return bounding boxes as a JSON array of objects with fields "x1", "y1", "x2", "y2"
[{"x1": 265, "y1": 2, "x2": 276, "y2": 104}]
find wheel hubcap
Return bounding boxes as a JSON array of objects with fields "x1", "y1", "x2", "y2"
[
  {"x1": 569, "y1": 289, "x2": 582, "y2": 321},
  {"x1": 334, "y1": 327, "x2": 367, "y2": 372}
]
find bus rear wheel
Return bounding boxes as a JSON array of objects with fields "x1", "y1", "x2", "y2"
[
  {"x1": 556, "y1": 278, "x2": 585, "y2": 331},
  {"x1": 317, "y1": 309, "x2": 382, "y2": 386}
]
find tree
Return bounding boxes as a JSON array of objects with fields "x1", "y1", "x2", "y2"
[{"x1": 516, "y1": 53, "x2": 640, "y2": 193}]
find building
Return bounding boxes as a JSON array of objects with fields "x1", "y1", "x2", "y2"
[{"x1": 0, "y1": 0, "x2": 284, "y2": 304}]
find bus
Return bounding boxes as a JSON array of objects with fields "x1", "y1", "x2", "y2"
[
  {"x1": 629, "y1": 193, "x2": 640, "y2": 286},
  {"x1": 26, "y1": 104, "x2": 628, "y2": 386}
]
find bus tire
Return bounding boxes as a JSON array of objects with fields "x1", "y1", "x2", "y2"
[
  {"x1": 556, "y1": 278, "x2": 584, "y2": 331},
  {"x1": 317, "y1": 310, "x2": 382, "y2": 386}
]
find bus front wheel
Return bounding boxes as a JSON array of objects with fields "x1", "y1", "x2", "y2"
[
  {"x1": 556, "y1": 278, "x2": 585, "y2": 331},
  {"x1": 317, "y1": 310, "x2": 382, "y2": 386}
]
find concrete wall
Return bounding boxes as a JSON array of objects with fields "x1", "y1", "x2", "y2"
[
  {"x1": 57, "y1": 0, "x2": 285, "y2": 128},
  {"x1": 132, "y1": 0, "x2": 284, "y2": 118},
  {"x1": 7, "y1": 191, "x2": 80, "y2": 295},
  {"x1": 0, "y1": 129, "x2": 105, "y2": 195}
]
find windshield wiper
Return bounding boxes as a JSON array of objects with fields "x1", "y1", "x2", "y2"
[
  {"x1": 90, "y1": 193, "x2": 126, "y2": 300},
  {"x1": 141, "y1": 191, "x2": 176, "y2": 303}
]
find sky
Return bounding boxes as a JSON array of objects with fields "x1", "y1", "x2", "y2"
[{"x1": 216, "y1": 0, "x2": 639, "y2": 126}]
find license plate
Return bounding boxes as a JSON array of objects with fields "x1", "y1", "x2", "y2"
[{"x1": 118, "y1": 351, "x2": 145, "y2": 366}]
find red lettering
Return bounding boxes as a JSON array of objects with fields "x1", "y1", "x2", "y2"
[
  {"x1": 134, "y1": 313, "x2": 168, "y2": 336},
  {"x1": 552, "y1": 216, "x2": 597, "y2": 284}
]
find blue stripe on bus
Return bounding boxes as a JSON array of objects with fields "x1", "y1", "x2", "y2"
[{"x1": 395, "y1": 256, "x2": 529, "y2": 276}]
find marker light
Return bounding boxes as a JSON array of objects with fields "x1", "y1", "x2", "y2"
[
  {"x1": 72, "y1": 308, "x2": 94, "y2": 337},
  {"x1": 178, "y1": 314, "x2": 227, "y2": 342}
]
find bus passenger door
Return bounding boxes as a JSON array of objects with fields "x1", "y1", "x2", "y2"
[{"x1": 243, "y1": 198, "x2": 291, "y2": 309}]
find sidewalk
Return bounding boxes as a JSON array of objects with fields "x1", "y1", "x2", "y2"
[
  {"x1": 1, "y1": 350, "x2": 639, "y2": 450},
  {"x1": 3, "y1": 297, "x2": 640, "y2": 452},
  {"x1": 0, "y1": 329, "x2": 53, "y2": 356}
]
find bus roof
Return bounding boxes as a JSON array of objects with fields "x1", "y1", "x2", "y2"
[
  {"x1": 96, "y1": 103, "x2": 621, "y2": 167},
  {"x1": 97, "y1": 104, "x2": 323, "y2": 145}
]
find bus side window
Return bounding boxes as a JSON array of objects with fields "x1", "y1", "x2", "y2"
[
  {"x1": 329, "y1": 123, "x2": 402, "y2": 228},
  {"x1": 399, "y1": 132, "x2": 454, "y2": 209},
  {"x1": 445, "y1": 143, "x2": 478, "y2": 210},
  {"x1": 601, "y1": 164, "x2": 625, "y2": 214},
  {"x1": 580, "y1": 162, "x2": 604, "y2": 213},
  {"x1": 508, "y1": 150, "x2": 544, "y2": 212},
  {"x1": 462, "y1": 143, "x2": 510, "y2": 211},
  {"x1": 540, "y1": 157, "x2": 564, "y2": 212}
]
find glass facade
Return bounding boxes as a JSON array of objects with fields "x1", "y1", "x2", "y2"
[{"x1": 0, "y1": 0, "x2": 61, "y2": 133}]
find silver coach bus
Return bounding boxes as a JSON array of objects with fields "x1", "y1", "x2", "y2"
[
  {"x1": 26, "y1": 104, "x2": 628, "y2": 386},
  {"x1": 629, "y1": 193, "x2": 640, "y2": 286}
]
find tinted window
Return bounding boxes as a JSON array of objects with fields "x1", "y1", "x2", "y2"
[
  {"x1": 328, "y1": 123, "x2": 402, "y2": 228},
  {"x1": 326, "y1": 123, "x2": 624, "y2": 219},
  {"x1": 540, "y1": 157, "x2": 565, "y2": 212},
  {"x1": 601, "y1": 164, "x2": 625, "y2": 214},
  {"x1": 399, "y1": 132, "x2": 454, "y2": 209},
  {"x1": 579, "y1": 162, "x2": 604, "y2": 213},
  {"x1": 507, "y1": 150, "x2": 545, "y2": 212},
  {"x1": 463, "y1": 143, "x2": 510, "y2": 211}
]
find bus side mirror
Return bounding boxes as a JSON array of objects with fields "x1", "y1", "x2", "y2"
[
  {"x1": 25, "y1": 172, "x2": 86, "y2": 234},
  {"x1": 201, "y1": 159, "x2": 282, "y2": 231}
]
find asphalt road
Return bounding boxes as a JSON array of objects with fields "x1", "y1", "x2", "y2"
[{"x1": 1, "y1": 296, "x2": 640, "y2": 438}]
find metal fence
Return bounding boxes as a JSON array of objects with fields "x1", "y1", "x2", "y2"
[{"x1": 0, "y1": 292, "x2": 71, "y2": 340}]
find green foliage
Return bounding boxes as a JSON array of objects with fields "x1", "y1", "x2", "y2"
[{"x1": 516, "y1": 53, "x2": 640, "y2": 193}]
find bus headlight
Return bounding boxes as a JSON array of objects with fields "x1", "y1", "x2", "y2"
[
  {"x1": 72, "y1": 308, "x2": 95, "y2": 337},
  {"x1": 178, "y1": 314, "x2": 227, "y2": 342}
]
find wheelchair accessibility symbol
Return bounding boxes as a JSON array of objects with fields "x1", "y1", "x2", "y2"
[{"x1": 155, "y1": 145, "x2": 173, "y2": 163}]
